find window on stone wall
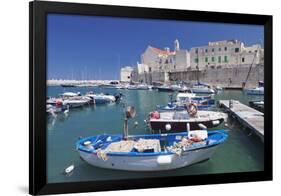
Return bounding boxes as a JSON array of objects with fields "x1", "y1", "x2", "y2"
[
  {"x1": 212, "y1": 48, "x2": 215, "y2": 52},
  {"x1": 212, "y1": 56, "x2": 215, "y2": 62},
  {"x1": 235, "y1": 48, "x2": 239, "y2": 53},
  {"x1": 159, "y1": 59, "x2": 162, "y2": 64},
  {"x1": 224, "y1": 56, "x2": 228, "y2": 62},
  {"x1": 195, "y1": 58, "x2": 199, "y2": 63},
  {"x1": 242, "y1": 57, "x2": 245, "y2": 63},
  {"x1": 165, "y1": 59, "x2": 168, "y2": 64},
  {"x1": 195, "y1": 48, "x2": 198, "y2": 54},
  {"x1": 218, "y1": 56, "x2": 221, "y2": 63},
  {"x1": 205, "y1": 57, "x2": 208, "y2": 62},
  {"x1": 174, "y1": 65, "x2": 176, "y2": 69},
  {"x1": 219, "y1": 48, "x2": 221, "y2": 51},
  {"x1": 205, "y1": 49, "x2": 208, "y2": 53},
  {"x1": 224, "y1": 47, "x2": 227, "y2": 51},
  {"x1": 149, "y1": 67, "x2": 152, "y2": 72}
]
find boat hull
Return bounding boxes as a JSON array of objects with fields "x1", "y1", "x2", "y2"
[
  {"x1": 245, "y1": 89, "x2": 264, "y2": 95},
  {"x1": 78, "y1": 145, "x2": 218, "y2": 171},
  {"x1": 149, "y1": 118, "x2": 224, "y2": 131},
  {"x1": 157, "y1": 87, "x2": 174, "y2": 92}
]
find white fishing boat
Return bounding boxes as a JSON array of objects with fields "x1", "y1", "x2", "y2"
[
  {"x1": 245, "y1": 81, "x2": 264, "y2": 95},
  {"x1": 170, "y1": 84, "x2": 182, "y2": 91},
  {"x1": 86, "y1": 92, "x2": 116, "y2": 104},
  {"x1": 157, "y1": 85, "x2": 173, "y2": 92},
  {"x1": 137, "y1": 84, "x2": 149, "y2": 90},
  {"x1": 76, "y1": 106, "x2": 228, "y2": 171},
  {"x1": 63, "y1": 99, "x2": 89, "y2": 108},
  {"x1": 190, "y1": 83, "x2": 215, "y2": 94},
  {"x1": 127, "y1": 85, "x2": 138, "y2": 90}
]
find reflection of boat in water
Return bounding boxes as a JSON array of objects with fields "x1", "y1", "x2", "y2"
[
  {"x1": 76, "y1": 106, "x2": 228, "y2": 171},
  {"x1": 245, "y1": 81, "x2": 264, "y2": 95},
  {"x1": 147, "y1": 110, "x2": 227, "y2": 132}
]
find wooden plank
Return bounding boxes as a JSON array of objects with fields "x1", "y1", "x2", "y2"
[{"x1": 219, "y1": 100, "x2": 264, "y2": 142}]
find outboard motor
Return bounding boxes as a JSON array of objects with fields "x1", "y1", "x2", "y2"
[{"x1": 114, "y1": 93, "x2": 123, "y2": 102}]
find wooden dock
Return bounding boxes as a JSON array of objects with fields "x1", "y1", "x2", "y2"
[{"x1": 219, "y1": 100, "x2": 264, "y2": 142}]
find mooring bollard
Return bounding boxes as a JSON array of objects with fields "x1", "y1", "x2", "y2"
[{"x1": 229, "y1": 99, "x2": 233, "y2": 108}]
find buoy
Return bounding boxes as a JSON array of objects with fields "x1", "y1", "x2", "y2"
[
  {"x1": 198, "y1": 123, "x2": 207, "y2": 130},
  {"x1": 212, "y1": 120, "x2": 220, "y2": 126},
  {"x1": 64, "y1": 164, "x2": 74, "y2": 174},
  {"x1": 157, "y1": 155, "x2": 172, "y2": 165},
  {"x1": 134, "y1": 121, "x2": 139, "y2": 128},
  {"x1": 165, "y1": 124, "x2": 171, "y2": 131}
]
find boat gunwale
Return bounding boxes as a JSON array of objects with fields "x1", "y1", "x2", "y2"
[{"x1": 76, "y1": 130, "x2": 228, "y2": 157}]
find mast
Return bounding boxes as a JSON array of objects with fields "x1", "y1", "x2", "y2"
[{"x1": 196, "y1": 48, "x2": 200, "y2": 84}]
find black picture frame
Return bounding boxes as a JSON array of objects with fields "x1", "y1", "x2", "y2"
[{"x1": 29, "y1": 1, "x2": 273, "y2": 195}]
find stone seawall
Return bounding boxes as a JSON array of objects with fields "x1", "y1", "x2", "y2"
[{"x1": 137, "y1": 64, "x2": 264, "y2": 88}]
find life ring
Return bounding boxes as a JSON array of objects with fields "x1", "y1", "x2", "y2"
[{"x1": 188, "y1": 102, "x2": 198, "y2": 116}]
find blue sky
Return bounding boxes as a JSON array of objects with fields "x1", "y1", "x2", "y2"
[{"x1": 47, "y1": 14, "x2": 263, "y2": 80}]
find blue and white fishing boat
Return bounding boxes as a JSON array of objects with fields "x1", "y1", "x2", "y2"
[
  {"x1": 244, "y1": 81, "x2": 264, "y2": 95},
  {"x1": 76, "y1": 106, "x2": 228, "y2": 171}
]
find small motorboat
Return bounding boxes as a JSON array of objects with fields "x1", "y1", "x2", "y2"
[
  {"x1": 86, "y1": 92, "x2": 116, "y2": 104},
  {"x1": 137, "y1": 84, "x2": 149, "y2": 90},
  {"x1": 76, "y1": 106, "x2": 228, "y2": 171},
  {"x1": 63, "y1": 99, "x2": 90, "y2": 108},
  {"x1": 127, "y1": 85, "x2": 138, "y2": 90},
  {"x1": 190, "y1": 83, "x2": 215, "y2": 94},
  {"x1": 176, "y1": 93, "x2": 212, "y2": 102},
  {"x1": 244, "y1": 81, "x2": 264, "y2": 95},
  {"x1": 61, "y1": 84, "x2": 76, "y2": 88},
  {"x1": 147, "y1": 110, "x2": 227, "y2": 132},
  {"x1": 157, "y1": 101, "x2": 215, "y2": 111},
  {"x1": 157, "y1": 85, "x2": 173, "y2": 92}
]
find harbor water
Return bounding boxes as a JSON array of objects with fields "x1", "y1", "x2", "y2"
[{"x1": 47, "y1": 86, "x2": 264, "y2": 183}]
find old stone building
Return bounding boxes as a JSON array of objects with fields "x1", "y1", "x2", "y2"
[
  {"x1": 189, "y1": 40, "x2": 263, "y2": 70},
  {"x1": 141, "y1": 39, "x2": 190, "y2": 73}
]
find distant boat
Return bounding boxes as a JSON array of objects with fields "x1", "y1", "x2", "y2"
[
  {"x1": 176, "y1": 93, "x2": 212, "y2": 102},
  {"x1": 86, "y1": 92, "x2": 116, "y2": 104},
  {"x1": 77, "y1": 130, "x2": 227, "y2": 171},
  {"x1": 157, "y1": 85, "x2": 173, "y2": 92},
  {"x1": 190, "y1": 83, "x2": 215, "y2": 94},
  {"x1": 127, "y1": 85, "x2": 138, "y2": 90},
  {"x1": 47, "y1": 92, "x2": 93, "y2": 108},
  {"x1": 147, "y1": 110, "x2": 227, "y2": 131},
  {"x1": 137, "y1": 84, "x2": 149, "y2": 90},
  {"x1": 61, "y1": 84, "x2": 76, "y2": 88},
  {"x1": 245, "y1": 81, "x2": 264, "y2": 95}
]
